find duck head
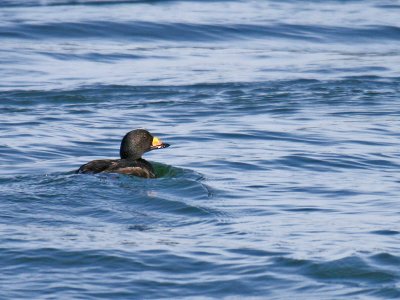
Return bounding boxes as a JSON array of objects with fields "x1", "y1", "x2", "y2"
[{"x1": 119, "y1": 129, "x2": 170, "y2": 159}]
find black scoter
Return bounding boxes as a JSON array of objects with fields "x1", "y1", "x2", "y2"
[{"x1": 76, "y1": 129, "x2": 170, "y2": 178}]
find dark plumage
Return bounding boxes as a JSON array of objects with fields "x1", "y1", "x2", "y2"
[{"x1": 76, "y1": 129, "x2": 170, "y2": 178}]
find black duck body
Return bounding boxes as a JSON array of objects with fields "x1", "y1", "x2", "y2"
[{"x1": 76, "y1": 129, "x2": 170, "y2": 178}]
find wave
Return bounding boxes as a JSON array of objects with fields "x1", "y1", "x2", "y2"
[
  {"x1": 0, "y1": 0, "x2": 183, "y2": 8},
  {"x1": 2, "y1": 20, "x2": 400, "y2": 43},
  {"x1": 1, "y1": 246, "x2": 398, "y2": 298}
]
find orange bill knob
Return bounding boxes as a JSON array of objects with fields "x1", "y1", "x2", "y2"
[{"x1": 150, "y1": 136, "x2": 170, "y2": 150}]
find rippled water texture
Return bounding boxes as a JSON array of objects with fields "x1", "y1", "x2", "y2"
[{"x1": 1, "y1": 0, "x2": 400, "y2": 299}]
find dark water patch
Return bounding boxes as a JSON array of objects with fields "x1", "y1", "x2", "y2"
[
  {"x1": 307, "y1": 66, "x2": 390, "y2": 75},
  {"x1": 329, "y1": 110, "x2": 400, "y2": 117},
  {"x1": 370, "y1": 253, "x2": 400, "y2": 266},
  {"x1": 0, "y1": 90, "x2": 93, "y2": 105},
  {"x1": 345, "y1": 139, "x2": 395, "y2": 146},
  {"x1": 36, "y1": 49, "x2": 173, "y2": 64},
  {"x1": 0, "y1": 247, "x2": 149, "y2": 270},
  {"x1": 38, "y1": 51, "x2": 158, "y2": 63},
  {"x1": 0, "y1": 0, "x2": 134, "y2": 7},
  {"x1": 228, "y1": 248, "x2": 288, "y2": 257},
  {"x1": 274, "y1": 153, "x2": 400, "y2": 172},
  {"x1": 245, "y1": 130, "x2": 332, "y2": 146},
  {"x1": 304, "y1": 256, "x2": 398, "y2": 284},
  {"x1": 1, "y1": 77, "x2": 399, "y2": 105},
  {"x1": 376, "y1": 4, "x2": 400, "y2": 9},
  {"x1": 371, "y1": 287, "x2": 400, "y2": 299},
  {"x1": 275, "y1": 256, "x2": 399, "y2": 285},
  {"x1": 274, "y1": 154, "x2": 362, "y2": 172},
  {"x1": 370, "y1": 230, "x2": 400, "y2": 236},
  {"x1": 283, "y1": 207, "x2": 336, "y2": 213},
  {"x1": 8, "y1": 248, "x2": 277, "y2": 298},
  {"x1": 287, "y1": 186, "x2": 361, "y2": 198},
  {"x1": 127, "y1": 224, "x2": 151, "y2": 231},
  {"x1": 219, "y1": 160, "x2": 265, "y2": 172},
  {"x1": 3, "y1": 21, "x2": 400, "y2": 44},
  {"x1": 0, "y1": 0, "x2": 236, "y2": 8}
]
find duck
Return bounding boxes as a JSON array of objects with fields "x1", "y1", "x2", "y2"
[{"x1": 76, "y1": 129, "x2": 170, "y2": 178}]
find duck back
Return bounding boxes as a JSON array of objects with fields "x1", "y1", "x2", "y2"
[{"x1": 77, "y1": 158, "x2": 156, "y2": 178}]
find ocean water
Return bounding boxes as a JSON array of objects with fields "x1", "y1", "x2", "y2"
[{"x1": 1, "y1": 0, "x2": 400, "y2": 298}]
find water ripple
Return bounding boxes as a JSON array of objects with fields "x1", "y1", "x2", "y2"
[{"x1": 2, "y1": 21, "x2": 400, "y2": 44}]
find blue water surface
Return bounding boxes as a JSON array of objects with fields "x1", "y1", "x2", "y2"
[{"x1": 1, "y1": 0, "x2": 400, "y2": 299}]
